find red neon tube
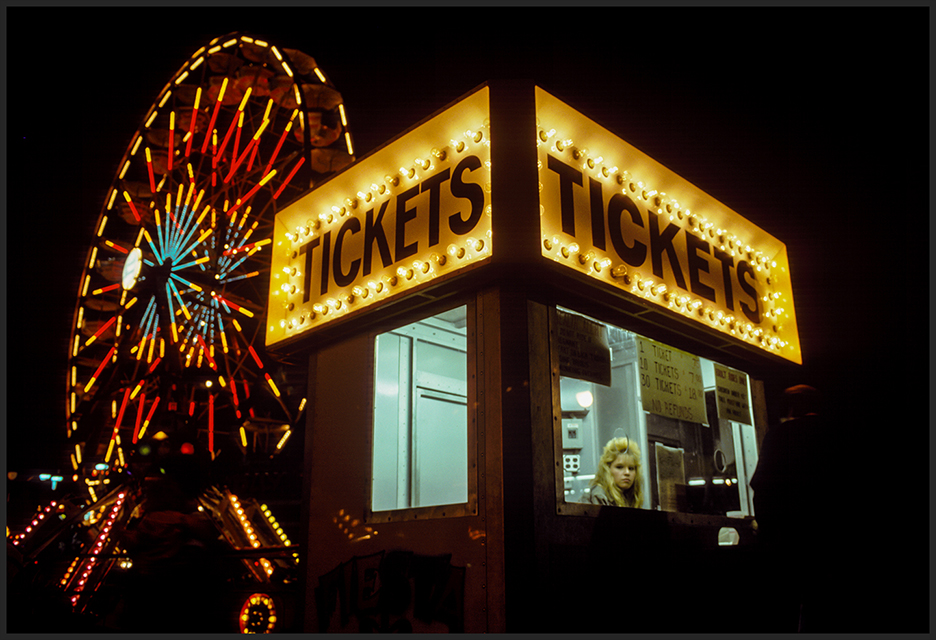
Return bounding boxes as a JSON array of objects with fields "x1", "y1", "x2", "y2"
[
  {"x1": 247, "y1": 345, "x2": 264, "y2": 369},
  {"x1": 273, "y1": 157, "x2": 305, "y2": 200},
  {"x1": 113, "y1": 388, "x2": 131, "y2": 435},
  {"x1": 208, "y1": 393, "x2": 215, "y2": 453},
  {"x1": 201, "y1": 99, "x2": 223, "y2": 154},
  {"x1": 132, "y1": 393, "x2": 146, "y2": 443}
]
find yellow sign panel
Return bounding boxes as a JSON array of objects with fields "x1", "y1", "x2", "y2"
[
  {"x1": 536, "y1": 87, "x2": 801, "y2": 364},
  {"x1": 267, "y1": 87, "x2": 492, "y2": 346},
  {"x1": 637, "y1": 336, "x2": 707, "y2": 424}
]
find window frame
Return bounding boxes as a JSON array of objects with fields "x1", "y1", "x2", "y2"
[
  {"x1": 548, "y1": 304, "x2": 760, "y2": 522},
  {"x1": 364, "y1": 299, "x2": 479, "y2": 524}
]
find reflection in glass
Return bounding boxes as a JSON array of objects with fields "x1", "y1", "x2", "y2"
[{"x1": 556, "y1": 307, "x2": 759, "y2": 517}]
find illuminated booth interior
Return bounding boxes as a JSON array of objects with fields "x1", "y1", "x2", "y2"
[{"x1": 267, "y1": 81, "x2": 801, "y2": 632}]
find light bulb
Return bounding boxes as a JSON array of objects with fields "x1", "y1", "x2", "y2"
[{"x1": 575, "y1": 390, "x2": 594, "y2": 408}]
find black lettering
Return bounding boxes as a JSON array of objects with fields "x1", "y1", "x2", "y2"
[
  {"x1": 394, "y1": 185, "x2": 420, "y2": 262},
  {"x1": 320, "y1": 231, "x2": 331, "y2": 296},
  {"x1": 607, "y1": 192, "x2": 647, "y2": 267},
  {"x1": 300, "y1": 236, "x2": 321, "y2": 303},
  {"x1": 686, "y1": 233, "x2": 716, "y2": 302},
  {"x1": 449, "y1": 155, "x2": 485, "y2": 235},
  {"x1": 648, "y1": 214, "x2": 687, "y2": 289},
  {"x1": 547, "y1": 154, "x2": 583, "y2": 237},
  {"x1": 589, "y1": 177, "x2": 606, "y2": 250},
  {"x1": 714, "y1": 248, "x2": 735, "y2": 312},
  {"x1": 363, "y1": 201, "x2": 393, "y2": 276},
  {"x1": 420, "y1": 168, "x2": 451, "y2": 248},
  {"x1": 333, "y1": 217, "x2": 361, "y2": 287},
  {"x1": 737, "y1": 260, "x2": 761, "y2": 323}
]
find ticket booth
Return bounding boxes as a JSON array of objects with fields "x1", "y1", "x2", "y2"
[{"x1": 265, "y1": 81, "x2": 801, "y2": 633}]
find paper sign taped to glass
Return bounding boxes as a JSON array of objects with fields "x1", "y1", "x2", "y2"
[
  {"x1": 713, "y1": 363, "x2": 753, "y2": 425},
  {"x1": 637, "y1": 336, "x2": 706, "y2": 425}
]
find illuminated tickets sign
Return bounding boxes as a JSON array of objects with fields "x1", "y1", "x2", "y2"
[
  {"x1": 536, "y1": 87, "x2": 802, "y2": 364},
  {"x1": 267, "y1": 87, "x2": 492, "y2": 346}
]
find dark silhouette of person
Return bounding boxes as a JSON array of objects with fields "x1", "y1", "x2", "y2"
[{"x1": 750, "y1": 384, "x2": 839, "y2": 632}]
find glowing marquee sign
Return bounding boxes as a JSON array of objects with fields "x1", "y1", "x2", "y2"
[
  {"x1": 536, "y1": 87, "x2": 801, "y2": 364},
  {"x1": 267, "y1": 87, "x2": 491, "y2": 346}
]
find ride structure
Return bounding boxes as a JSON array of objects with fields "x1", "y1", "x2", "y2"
[{"x1": 8, "y1": 32, "x2": 352, "y2": 633}]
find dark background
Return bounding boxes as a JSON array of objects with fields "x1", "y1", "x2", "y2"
[{"x1": 5, "y1": 7, "x2": 930, "y2": 628}]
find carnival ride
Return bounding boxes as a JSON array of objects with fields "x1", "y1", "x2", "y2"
[{"x1": 7, "y1": 32, "x2": 354, "y2": 633}]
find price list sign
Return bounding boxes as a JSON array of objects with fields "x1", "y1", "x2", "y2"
[
  {"x1": 637, "y1": 337, "x2": 707, "y2": 424},
  {"x1": 713, "y1": 363, "x2": 752, "y2": 425}
]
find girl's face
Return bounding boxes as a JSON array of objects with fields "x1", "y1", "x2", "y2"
[{"x1": 610, "y1": 453, "x2": 637, "y2": 491}]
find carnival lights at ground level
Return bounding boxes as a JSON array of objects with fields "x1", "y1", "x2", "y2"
[
  {"x1": 239, "y1": 593, "x2": 277, "y2": 634},
  {"x1": 64, "y1": 492, "x2": 126, "y2": 610}
]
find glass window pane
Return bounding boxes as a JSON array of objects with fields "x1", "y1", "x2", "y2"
[
  {"x1": 556, "y1": 307, "x2": 758, "y2": 517},
  {"x1": 414, "y1": 391, "x2": 468, "y2": 506},
  {"x1": 371, "y1": 306, "x2": 468, "y2": 513}
]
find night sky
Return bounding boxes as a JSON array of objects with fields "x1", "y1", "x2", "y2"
[{"x1": 6, "y1": 10, "x2": 929, "y2": 491}]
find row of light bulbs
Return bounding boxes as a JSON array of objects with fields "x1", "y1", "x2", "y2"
[
  {"x1": 272, "y1": 126, "x2": 492, "y2": 335},
  {"x1": 537, "y1": 128, "x2": 777, "y2": 271},
  {"x1": 283, "y1": 125, "x2": 489, "y2": 247},
  {"x1": 538, "y1": 126, "x2": 790, "y2": 352},
  {"x1": 544, "y1": 238, "x2": 788, "y2": 351},
  {"x1": 543, "y1": 236, "x2": 787, "y2": 349},
  {"x1": 260, "y1": 503, "x2": 296, "y2": 551},
  {"x1": 230, "y1": 493, "x2": 262, "y2": 550},
  {"x1": 67, "y1": 492, "x2": 126, "y2": 607},
  {"x1": 274, "y1": 236, "x2": 490, "y2": 333},
  {"x1": 9, "y1": 500, "x2": 59, "y2": 547},
  {"x1": 239, "y1": 593, "x2": 278, "y2": 634}
]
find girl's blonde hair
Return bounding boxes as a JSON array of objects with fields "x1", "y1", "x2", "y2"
[{"x1": 591, "y1": 436, "x2": 643, "y2": 508}]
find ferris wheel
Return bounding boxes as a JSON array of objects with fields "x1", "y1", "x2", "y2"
[{"x1": 65, "y1": 32, "x2": 354, "y2": 474}]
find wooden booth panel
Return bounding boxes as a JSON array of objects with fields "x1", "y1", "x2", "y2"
[{"x1": 302, "y1": 300, "x2": 503, "y2": 633}]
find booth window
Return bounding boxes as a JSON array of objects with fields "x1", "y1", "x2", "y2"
[
  {"x1": 554, "y1": 307, "x2": 760, "y2": 518},
  {"x1": 371, "y1": 306, "x2": 470, "y2": 515}
]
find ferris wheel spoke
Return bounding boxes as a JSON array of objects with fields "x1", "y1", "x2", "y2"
[
  {"x1": 264, "y1": 112, "x2": 299, "y2": 176},
  {"x1": 224, "y1": 128, "x2": 264, "y2": 184},
  {"x1": 216, "y1": 90, "x2": 250, "y2": 162},
  {"x1": 169, "y1": 205, "x2": 211, "y2": 264},
  {"x1": 120, "y1": 191, "x2": 143, "y2": 224},
  {"x1": 83, "y1": 315, "x2": 117, "y2": 348},
  {"x1": 131, "y1": 392, "x2": 147, "y2": 444},
  {"x1": 167, "y1": 278, "x2": 193, "y2": 322},
  {"x1": 195, "y1": 334, "x2": 218, "y2": 371},
  {"x1": 104, "y1": 388, "x2": 132, "y2": 463},
  {"x1": 140, "y1": 228, "x2": 164, "y2": 264},
  {"x1": 89, "y1": 283, "x2": 121, "y2": 297},
  {"x1": 136, "y1": 395, "x2": 160, "y2": 442},
  {"x1": 218, "y1": 269, "x2": 261, "y2": 285},
  {"x1": 183, "y1": 87, "x2": 203, "y2": 159},
  {"x1": 103, "y1": 239, "x2": 130, "y2": 255},
  {"x1": 145, "y1": 147, "x2": 158, "y2": 193},
  {"x1": 83, "y1": 346, "x2": 117, "y2": 394},
  {"x1": 227, "y1": 168, "x2": 277, "y2": 216},
  {"x1": 273, "y1": 156, "x2": 306, "y2": 200},
  {"x1": 201, "y1": 77, "x2": 229, "y2": 156}
]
